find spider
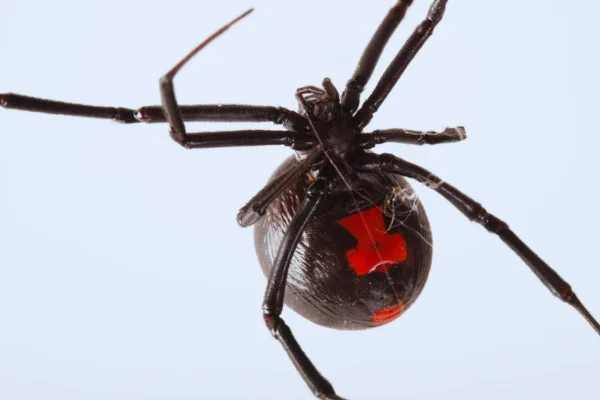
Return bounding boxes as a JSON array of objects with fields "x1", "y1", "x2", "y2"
[{"x1": 1, "y1": 1, "x2": 599, "y2": 399}]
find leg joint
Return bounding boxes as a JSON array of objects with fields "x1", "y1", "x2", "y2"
[
  {"x1": 169, "y1": 130, "x2": 190, "y2": 148},
  {"x1": 113, "y1": 107, "x2": 138, "y2": 124},
  {"x1": 263, "y1": 313, "x2": 283, "y2": 337},
  {"x1": 274, "y1": 107, "x2": 310, "y2": 134},
  {"x1": 467, "y1": 203, "x2": 509, "y2": 233},
  {"x1": 345, "y1": 78, "x2": 366, "y2": 94},
  {"x1": 558, "y1": 285, "x2": 575, "y2": 303},
  {"x1": 428, "y1": 0, "x2": 447, "y2": 23}
]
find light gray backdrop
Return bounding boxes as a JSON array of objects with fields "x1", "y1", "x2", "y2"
[{"x1": 1, "y1": 1, "x2": 598, "y2": 399}]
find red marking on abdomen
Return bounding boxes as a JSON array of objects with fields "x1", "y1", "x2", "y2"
[
  {"x1": 338, "y1": 207, "x2": 407, "y2": 276},
  {"x1": 372, "y1": 303, "x2": 407, "y2": 325}
]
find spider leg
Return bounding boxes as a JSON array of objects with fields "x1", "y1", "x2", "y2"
[
  {"x1": 159, "y1": 8, "x2": 252, "y2": 138},
  {"x1": 353, "y1": 0, "x2": 448, "y2": 130},
  {"x1": 0, "y1": 93, "x2": 309, "y2": 132},
  {"x1": 353, "y1": 152, "x2": 600, "y2": 336},
  {"x1": 237, "y1": 150, "x2": 325, "y2": 227},
  {"x1": 158, "y1": 10, "x2": 311, "y2": 150},
  {"x1": 168, "y1": 129, "x2": 312, "y2": 150},
  {"x1": 359, "y1": 126, "x2": 466, "y2": 148},
  {"x1": 262, "y1": 172, "x2": 346, "y2": 400},
  {"x1": 135, "y1": 104, "x2": 307, "y2": 132},
  {"x1": 0, "y1": 93, "x2": 139, "y2": 123},
  {"x1": 0, "y1": 92, "x2": 307, "y2": 148},
  {"x1": 341, "y1": 0, "x2": 413, "y2": 114}
]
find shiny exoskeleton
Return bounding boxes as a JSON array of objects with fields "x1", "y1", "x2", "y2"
[
  {"x1": 1, "y1": 1, "x2": 598, "y2": 399},
  {"x1": 255, "y1": 156, "x2": 432, "y2": 330}
]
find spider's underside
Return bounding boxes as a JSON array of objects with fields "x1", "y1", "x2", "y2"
[{"x1": 1, "y1": 1, "x2": 599, "y2": 399}]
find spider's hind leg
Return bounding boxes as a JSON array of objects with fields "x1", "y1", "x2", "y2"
[
  {"x1": 354, "y1": 152, "x2": 600, "y2": 336},
  {"x1": 261, "y1": 171, "x2": 346, "y2": 400}
]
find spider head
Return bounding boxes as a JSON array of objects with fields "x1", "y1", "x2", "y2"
[{"x1": 296, "y1": 78, "x2": 341, "y2": 122}]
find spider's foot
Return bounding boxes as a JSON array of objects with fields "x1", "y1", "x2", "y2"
[
  {"x1": 443, "y1": 125, "x2": 467, "y2": 141},
  {"x1": 0, "y1": 93, "x2": 26, "y2": 110},
  {"x1": 0, "y1": 93, "x2": 9, "y2": 108},
  {"x1": 420, "y1": 126, "x2": 466, "y2": 144},
  {"x1": 237, "y1": 206, "x2": 263, "y2": 227}
]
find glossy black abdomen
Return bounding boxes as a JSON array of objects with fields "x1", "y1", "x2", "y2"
[{"x1": 254, "y1": 156, "x2": 433, "y2": 330}]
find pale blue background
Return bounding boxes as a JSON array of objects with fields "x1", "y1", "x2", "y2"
[{"x1": 1, "y1": 1, "x2": 599, "y2": 399}]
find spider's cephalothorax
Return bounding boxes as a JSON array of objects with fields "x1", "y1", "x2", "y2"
[
  {"x1": 296, "y1": 80, "x2": 357, "y2": 162},
  {"x1": 1, "y1": 1, "x2": 598, "y2": 400},
  {"x1": 297, "y1": 84, "x2": 341, "y2": 122}
]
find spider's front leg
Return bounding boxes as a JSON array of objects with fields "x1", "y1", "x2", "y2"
[
  {"x1": 0, "y1": 11, "x2": 308, "y2": 135},
  {"x1": 354, "y1": 152, "x2": 600, "y2": 335},
  {"x1": 0, "y1": 93, "x2": 140, "y2": 123},
  {"x1": 341, "y1": 0, "x2": 413, "y2": 114},
  {"x1": 354, "y1": 0, "x2": 448, "y2": 130},
  {"x1": 262, "y1": 170, "x2": 346, "y2": 400},
  {"x1": 159, "y1": 9, "x2": 312, "y2": 151}
]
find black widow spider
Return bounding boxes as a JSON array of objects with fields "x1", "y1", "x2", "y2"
[{"x1": 1, "y1": 1, "x2": 599, "y2": 399}]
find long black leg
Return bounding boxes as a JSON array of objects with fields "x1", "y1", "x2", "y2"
[
  {"x1": 159, "y1": 9, "x2": 253, "y2": 136},
  {"x1": 359, "y1": 126, "x2": 466, "y2": 148},
  {"x1": 158, "y1": 9, "x2": 303, "y2": 150},
  {"x1": 262, "y1": 173, "x2": 345, "y2": 400},
  {"x1": 0, "y1": 94, "x2": 309, "y2": 132},
  {"x1": 0, "y1": 91, "x2": 307, "y2": 149},
  {"x1": 135, "y1": 104, "x2": 308, "y2": 132},
  {"x1": 0, "y1": 93, "x2": 139, "y2": 123},
  {"x1": 173, "y1": 129, "x2": 308, "y2": 150},
  {"x1": 0, "y1": 92, "x2": 308, "y2": 130},
  {"x1": 155, "y1": 9, "x2": 314, "y2": 150},
  {"x1": 354, "y1": 0, "x2": 448, "y2": 129},
  {"x1": 340, "y1": 0, "x2": 413, "y2": 114},
  {"x1": 237, "y1": 150, "x2": 325, "y2": 227},
  {"x1": 354, "y1": 152, "x2": 600, "y2": 335}
]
